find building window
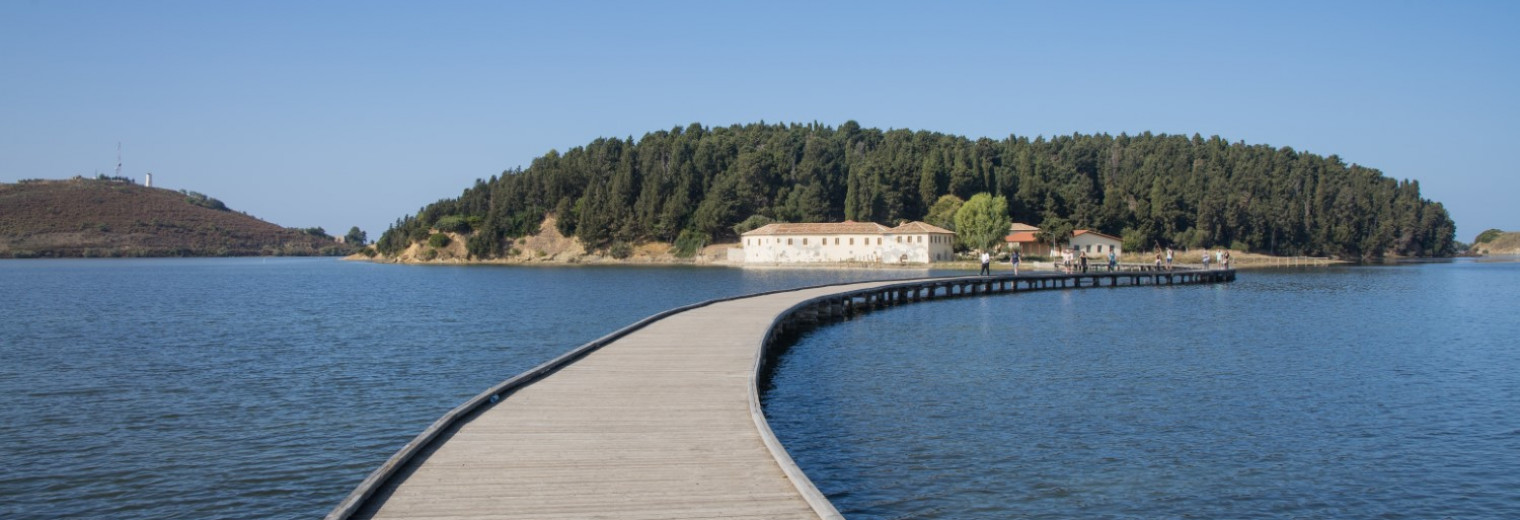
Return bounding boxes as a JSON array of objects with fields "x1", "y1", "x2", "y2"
[
  {"x1": 788, "y1": 238, "x2": 793, "y2": 245},
  {"x1": 835, "y1": 237, "x2": 840, "y2": 245},
  {"x1": 877, "y1": 237, "x2": 882, "y2": 245},
  {"x1": 849, "y1": 238, "x2": 854, "y2": 245},
  {"x1": 803, "y1": 238, "x2": 808, "y2": 245}
]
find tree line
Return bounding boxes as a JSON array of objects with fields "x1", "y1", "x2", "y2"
[{"x1": 376, "y1": 121, "x2": 1456, "y2": 260}]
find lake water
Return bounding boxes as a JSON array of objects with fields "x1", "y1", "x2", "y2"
[
  {"x1": 2, "y1": 259, "x2": 1515, "y2": 519},
  {"x1": 764, "y1": 260, "x2": 1520, "y2": 519},
  {"x1": 0, "y1": 258, "x2": 927, "y2": 519}
]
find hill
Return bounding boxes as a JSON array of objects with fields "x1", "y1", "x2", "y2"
[
  {"x1": 376, "y1": 121, "x2": 1457, "y2": 262},
  {"x1": 0, "y1": 177, "x2": 350, "y2": 258},
  {"x1": 1473, "y1": 231, "x2": 1520, "y2": 256}
]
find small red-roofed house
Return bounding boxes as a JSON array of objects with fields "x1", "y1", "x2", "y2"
[{"x1": 1004, "y1": 222, "x2": 1055, "y2": 257}]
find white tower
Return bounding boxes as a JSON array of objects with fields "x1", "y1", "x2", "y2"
[{"x1": 145, "y1": 172, "x2": 153, "y2": 187}]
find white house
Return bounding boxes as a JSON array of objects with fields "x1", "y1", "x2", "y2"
[
  {"x1": 1070, "y1": 229, "x2": 1122, "y2": 258},
  {"x1": 741, "y1": 220, "x2": 955, "y2": 264}
]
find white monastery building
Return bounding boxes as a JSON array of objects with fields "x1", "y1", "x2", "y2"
[{"x1": 741, "y1": 220, "x2": 955, "y2": 264}]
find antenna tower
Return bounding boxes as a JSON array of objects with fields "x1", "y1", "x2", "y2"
[{"x1": 116, "y1": 142, "x2": 122, "y2": 178}]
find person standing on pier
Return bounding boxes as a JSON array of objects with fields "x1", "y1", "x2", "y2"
[
  {"x1": 1155, "y1": 251, "x2": 1163, "y2": 270},
  {"x1": 1108, "y1": 250, "x2": 1117, "y2": 271},
  {"x1": 1166, "y1": 248, "x2": 1174, "y2": 270},
  {"x1": 979, "y1": 250, "x2": 991, "y2": 276},
  {"x1": 1010, "y1": 250, "x2": 1021, "y2": 276},
  {"x1": 1202, "y1": 251, "x2": 1211, "y2": 269},
  {"x1": 1223, "y1": 251, "x2": 1231, "y2": 269},
  {"x1": 1079, "y1": 251, "x2": 1089, "y2": 273}
]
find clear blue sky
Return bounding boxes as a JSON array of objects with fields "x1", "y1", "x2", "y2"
[{"x1": 3, "y1": 1, "x2": 1516, "y2": 242}]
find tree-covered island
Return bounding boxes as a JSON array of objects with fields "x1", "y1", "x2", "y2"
[{"x1": 376, "y1": 121, "x2": 1456, "y2": 262}]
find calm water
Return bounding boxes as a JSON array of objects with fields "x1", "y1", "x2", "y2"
[
  {"x1": 765, "y1": 260, "x2": 1520, "y2": 519},
  {"x1": 0, "y1": 258, "x2": 930, "y2": 519}
]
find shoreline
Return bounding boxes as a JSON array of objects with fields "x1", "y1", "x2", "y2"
[{"x1": 345, "y1": 252, "x2": 1349, "y2": 271}]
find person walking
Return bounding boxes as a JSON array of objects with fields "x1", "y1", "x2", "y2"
[
  {"x1": 979, "y1": 250, "x2": 991, "y2": 276},
  {"x1": 1010, "y1": 250, "x2": 1021, "y2": 276}
]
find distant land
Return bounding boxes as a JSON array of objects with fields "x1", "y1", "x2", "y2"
[
  {"x1": 0, "y1": 177, "x2": 354, "y2": 258},
  {"x1": 375, "y1": 121, "x2": 1457, "y2": 263},
  {"x1": 1472, "y1": 230, "x2": 1520, "y2": 256}
]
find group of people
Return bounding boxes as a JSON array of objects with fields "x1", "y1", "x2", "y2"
[
  {"x1": 978, "y1": 246, "x2": 1233, "y2": 275},
  {"x1": 980, "y1": 249, "x2": 1022, "y2": 276},
  {"x1": 1056, "y1": 247, "x2": 1118, "y2": 274},
  {"x1": 1202, "y1": 249, "x2": 1232, "y2": 269},
  {"x1": 977, "y1": 247, "x2": 1120, "y2": 276},
  {"x1": 1152, "y1": 247, "x2": 1231, "y2": 270}
]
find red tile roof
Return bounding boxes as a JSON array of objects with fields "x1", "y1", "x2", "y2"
[
  {"x1": 1005, "y1": 231, "x2": 1040, "y2": 243},
  {"x1": 741, "y1": 221, "x2": 891, "y2": 236},
  {"x1": 1073, "y1": 229, "x2": 1121, "y2": 241},
  {"x1": 742, "y1": 220, "x2": 953, "y2": 236},
  {"x1": 889, "y1": 221, "x2": 954, "y2": 234}
]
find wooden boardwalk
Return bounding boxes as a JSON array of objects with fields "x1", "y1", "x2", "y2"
[{"x1": 330, "y1": 269, "x2": 1234, "y2": 520}]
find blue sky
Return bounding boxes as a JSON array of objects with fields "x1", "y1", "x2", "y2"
[{"x1": 3, "y1": 1, "x2": 1516, "y2": 242}]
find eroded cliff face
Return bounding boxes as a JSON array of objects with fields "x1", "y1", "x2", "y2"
[{"x1": 365, "y1": 216, "x2": 734, "y2": 265}]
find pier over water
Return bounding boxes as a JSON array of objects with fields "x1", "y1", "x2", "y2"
[{"x1": 330, "y1": 268, "x2": 1235, "y2": 519}]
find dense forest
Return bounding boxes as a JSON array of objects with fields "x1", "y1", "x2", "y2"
[{"x1": 378, "y1": 121, "x2": 1456, "y2": 261}]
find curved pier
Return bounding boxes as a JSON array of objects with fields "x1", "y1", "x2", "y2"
[{"x1": 330, "y1": 268, "x2": 1235, "y2": 519}]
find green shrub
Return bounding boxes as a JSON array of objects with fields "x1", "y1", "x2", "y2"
[
  {"x1": 428, "y1": 233, "x2": 451, "y2": 248},
  {"x1": 466, "y1": 234, "x2": 496, "y2": 258},
  {"x1": 434, "y1": 215, "x2": 472, "y2": 234},
  {"x1": 673, "y1": 229, "x2": 707, "y2": 258},
  {"x1": 731, "y1": 215, "x2": 775, "y2": 236},
  {"x1": 608, "y1": 241, "x2": 633, "y2": 259}
]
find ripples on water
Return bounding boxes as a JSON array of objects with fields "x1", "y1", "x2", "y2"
[
  {"x1": 764, "y1": 261, "x2": 1520, "y2": 519},
  {"x1": 0, "y1": 258, "x2": 928, "y2": 519}
]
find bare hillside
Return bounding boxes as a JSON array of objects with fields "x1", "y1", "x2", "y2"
[
  {"x1": 1, "y1": 177, "x2": 348, "y2": 258},
  {"x1": 1474, "y1": 231, "x2": 1520, "y2": 256}
]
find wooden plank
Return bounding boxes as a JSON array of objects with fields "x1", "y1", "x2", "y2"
[{"x1": 358, "y1": 282, "x2": 904, "y2": 520}]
